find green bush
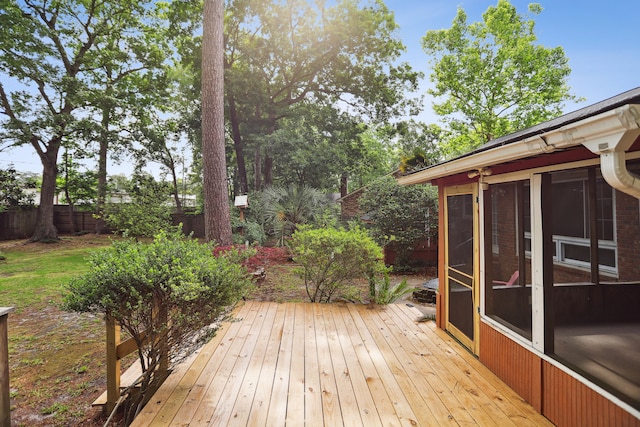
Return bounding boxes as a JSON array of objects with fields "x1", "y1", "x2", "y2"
[
  {"x1": 255, "y1": 185, "x2": 332, "y2": 245},
  {"x1": 359, "y1": 176, "x2": 438, "y2": 268},
  {"x1": 289, "y1": 226, "x2": 386, "y2": 303},
  {"x1": 232, "y1": 217, "x2": 266, "y2": 245},
  {"x1": 369, "y1": 273, "x2": 415, "y2": 304},
  {"x1": 63, "y1": 229, "x2": 252, "y2": 422},
  {"x1": 103, "y1": 173, "x2": 175, "y2": 237}
]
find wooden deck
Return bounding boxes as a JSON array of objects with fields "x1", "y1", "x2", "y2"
[{"x1": 130, "y1": 302, "x2": 552, "y2": 426}]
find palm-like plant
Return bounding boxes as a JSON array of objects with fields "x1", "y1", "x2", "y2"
[{"x1": 260, "y1": 185, "x2": 328, "y2": 245}]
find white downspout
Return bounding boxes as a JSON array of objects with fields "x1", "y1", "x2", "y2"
[
  {"x1": 599, "y1": 151, "x2": 640, "y2": 199},
  {"x1": 582, "y1": 105, "x2": 640, "y2": 200}
]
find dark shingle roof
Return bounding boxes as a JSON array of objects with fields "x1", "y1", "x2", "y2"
[{"x1": 448, "y1": 87, "x2": 640, "y2": 161}]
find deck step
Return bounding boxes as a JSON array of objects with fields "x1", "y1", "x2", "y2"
[{"x1": 92, "y1": 359, "x2": 144, "y2": 407}]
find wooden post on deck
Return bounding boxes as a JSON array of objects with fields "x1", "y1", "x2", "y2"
[
  {"x1": 0, "y1": 307, "x2": 15, "y2": 427},
  {"x1": 106, "y1": 314, "x2": 121, "y2": 414}
]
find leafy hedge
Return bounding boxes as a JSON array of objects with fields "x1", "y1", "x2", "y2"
[
  {"x1": 289, "y1": 226, "x2": 386, "y2": 303},
  {"x1": 63, "y1": 229, "x2": 252, "y2": 422}
]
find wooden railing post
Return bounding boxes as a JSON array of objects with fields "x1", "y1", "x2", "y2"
[
  {"x1": 106, "y1": 314, "x2": 121, "y2": 413},
  {"x1": 0, "y1": 307, "x2": 15, "y2": 427}
]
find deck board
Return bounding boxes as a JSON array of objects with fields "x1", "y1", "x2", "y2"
[{"x1": 130, "y1": 302, "x2": 553, "y2": 427}]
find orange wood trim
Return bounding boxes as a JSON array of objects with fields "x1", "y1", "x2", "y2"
[
  {"x1": 479, "y1": 322, "x2": 541, "y2": 406},
  {"x1": 436, "y1": 184, "x2": 446, "y2": 329},
  {"x1": 542, "y1": 361, "x2": 640, "y2": 427},
  {"x1": 478, "y1": 322, "x2": 639, "y2": 427}
]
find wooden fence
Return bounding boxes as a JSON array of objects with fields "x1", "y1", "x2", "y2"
[
  {"x1": 0, "y1": 208, "x2": 207, "y2": 240},
  {"x1": 0, "y1": 207, "x2": 98, "y2": 240},
  {"x1": 0, "y1": 209, "x2": 38, "y2": 240}
]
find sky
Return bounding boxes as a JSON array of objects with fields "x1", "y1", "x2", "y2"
[{"x1": 1, "y1": 0, "x2": 639, "y2": 177}]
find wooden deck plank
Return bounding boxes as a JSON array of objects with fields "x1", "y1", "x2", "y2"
[
  {"x1": 347, "y1": 304, "x2": 423, "y2": 426},
  {"x1": 328, "y1": 304, "x2": 383, "y2": 427},
  {"x1": 378, "y1": 305, "x2": 500, "y2": 426},
  {"x1": 244, "y1": 303, "x2": 287, "y2": 426},
  {"x1": 320, "y1": 303, "x2": 363, "y2": 426},
  {"x1": 205, "y1": 302, "x2": 268, "y2": 426},
  {"x1": 388, "y1": 304, "x2": 552, "y2": 427},
  {"x1": 398, "y1": 310, "x2": 539, "y2": 426},
  {"x1": 360, "y1": 304, "x2": 469, "y2": 425},
  {"x1": 265, "y1": 303, "x2": 295, "y2": 426},
  {"x1": 311, "y1": 303, "x2": 343, "y2": 427},
  {"x1": 130, "y1": 305, "x2": 244, "y2": 427},
  {"x1": 391, "y1": 304, "x2": 553, "y2": 426},
  {"x1": 161, "y1": 302, "x2": 254, "y2": 426},
  {"x1": 350, "y1": 304, "x2": 446, "y2": 427},
  {"x1": 339, "y1": 305, "x2": 407, "y2": 426},
  {"x1": 285, "y1": 303, "x2": 307, "y2": 426},
  {"x1": 129, "y1": 302, "x2": 555, "y2": 427},
  {"x1": 375, "y1": 305, "x2": 479, "y2": 424},
  {"x1": 304, "y1": 303, "x2": 324, "y2": 427},
  {"x1": 226, "y1": 303, "x2": 279, "y2": 426},
  {"x1": 178, "y1": 301, "x2": 261, "y2": 426}
]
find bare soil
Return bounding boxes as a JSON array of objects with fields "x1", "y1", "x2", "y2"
[{"x1": 1, "y1": 234, "x2": 435, "y2": 426}]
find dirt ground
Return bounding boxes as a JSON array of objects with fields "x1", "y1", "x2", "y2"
[{"x1": 1, "y1": 234, "x2": 436, "y2": 426}]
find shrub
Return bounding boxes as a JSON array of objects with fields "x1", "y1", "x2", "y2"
[
  {"x1": 369, "y1": 273, "x2": 415, "y2": 304},
  {"x1": 289, "y1": 226, "x2": 386, "y2": 303},
  {"x1": 63, "y1": 229, "x2": 252, "y2": 423},
  {"x1": 232, "y1": 218, "x2": 266, "y2": 245},
  {"x1": 359, "y1": 176, "x2": 438, "y2": 268},
  {"x1": 103, "y1": 173, "x2": 175, "y2": 237},
  {"x1": 255, "y1": 185, "x2": 332, "y2": 245}
]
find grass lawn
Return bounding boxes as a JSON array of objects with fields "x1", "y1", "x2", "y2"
[{"x1": 0, "y1": 234, "x2": 118, "y2": 426}]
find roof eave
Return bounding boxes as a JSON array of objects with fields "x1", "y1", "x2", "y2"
[{"x1": 398, "y1": 104, "x2": 640, "y2": 186}]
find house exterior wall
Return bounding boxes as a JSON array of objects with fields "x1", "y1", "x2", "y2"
[
  {"x1": 479, "y1": 322, "x2": 542, "y2": 411},
  {"x1": 480, "y1": 321, "x2": 640, "y2": 427}
]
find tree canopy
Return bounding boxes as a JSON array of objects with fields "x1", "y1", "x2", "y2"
[
  {"x1": 422, "y1": 0, "x2": 580, "y2": 157},
  {"x1": 0, "y1": 0, "x2": 171, "y2": 241},
  {"x1": 221, "y1": 0, "x2": 421, "y2": 193}
]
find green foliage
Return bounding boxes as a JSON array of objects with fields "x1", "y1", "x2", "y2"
[
  {"x1": 391, "y1": 120, "x2": 443, "y2": 170},
  {"x1": 359, "y1": 176, "x2": 438, "y2": 268},
  {"x1": 0, "y1": 0, "x2": 172, "y2": 241},
  {"x1": 266, "y1": 105, "x2": 396, "y2": 192},
  {"x1": 0, "y1": 166, "x2": 36, "y2": 212},
  {"x1": 369, "y1": 273, "x2": 415, "y2": 305},
  {"x1": 232, "y1": 219, "x2": 266, "y2": 246},
  {"x1": 57, "y1": 151, "x2": 98, "y2": 209},
  {"x1": 103, "y1": 172, "x2": 175, "y2": 237},
  {"x1": 422, "y1": 0, "x2": 581, "y2": 157},
  {"x1": 220, "y1": 0, "x2": 421, "y2": 192},
  {"x1": 289, "y1": 226, "x2": 386, "y2": 303},
  {"x1": 63, "y1": 229, "x2": 252, "y2": 421},
  {"x1": 230, "y1": 204, "x2": 266, "y2": 245},
  {"x1": 254, "y1": 185, "x2": 332, "y2": 245}
]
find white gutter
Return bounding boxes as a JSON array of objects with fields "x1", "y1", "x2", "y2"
[
  {"x1": 398, "y1": 104, "x2": 640, "y2": 201},
  {"x1": 582, "y1": 105, "x2": 640, "y2": 199}
]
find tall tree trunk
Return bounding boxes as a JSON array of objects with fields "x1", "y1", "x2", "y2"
[
  {"x1": 227, "y1": 89, "x2": 248, "y2": 194},
  {"x1": 340, "y1": 172, "x2": 348, "y2": 198},
  {"x1": 263, "y1": 118, "x2": 276, "y2": 187},
  {"x1": 201, "y1": 0, "x2": 232, "y2": 245},
  {"x1": 63, "y1": 150, "x2": 77, "y2": 233},
  {"x1": 254, "y1": 145, "x2": 262, "y2": 190},
  {"x1": 168, "y1": 154, "x2": 184, "y2": 215},
  {"x1": 264, "y1": 155, "x2": 273, "y2": 187},
  {"x1": 95, "y1": 103, "x2": 110, "y2": 234},
  {"x1": 31, "y1": 148, "x2": 60, "y2": 242}
]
